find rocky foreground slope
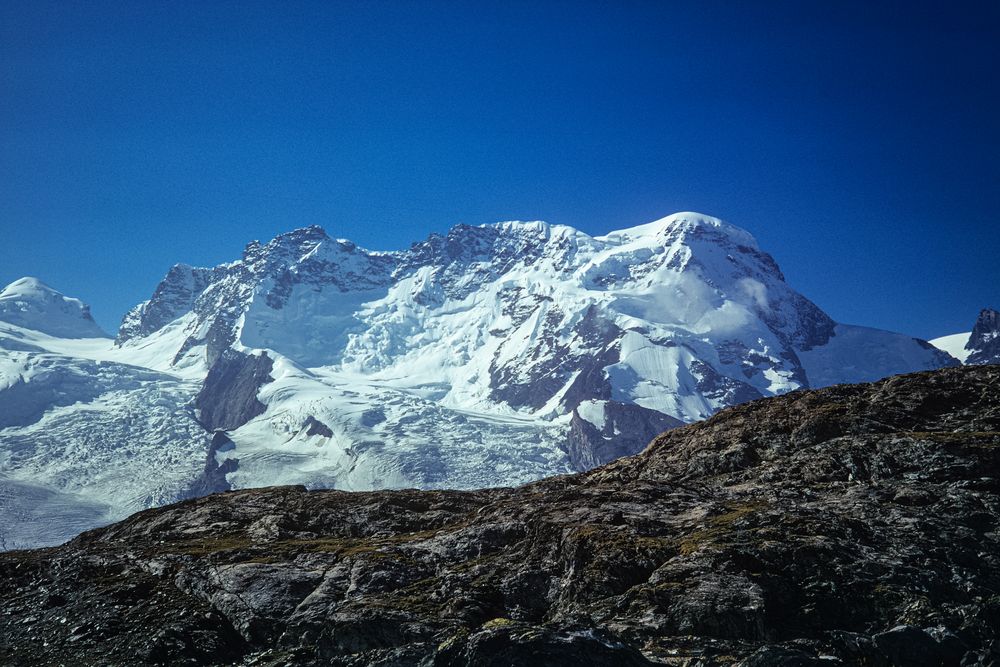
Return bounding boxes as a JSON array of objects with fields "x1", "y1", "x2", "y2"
[{"x1": 2, "y1": 365, "x2": 999, "y2": 666}]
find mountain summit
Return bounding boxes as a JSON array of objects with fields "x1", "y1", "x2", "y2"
[{"x1": 0, "y1": 277, "x2": 108, "y2": 339}]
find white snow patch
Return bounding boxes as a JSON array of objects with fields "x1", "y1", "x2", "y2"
[
  {"x1": 930, "y1": 332, "x2": 972, "y2": 363},
  {"x1": 576, "y1": 400, "x2": 607, "y2": 431}
]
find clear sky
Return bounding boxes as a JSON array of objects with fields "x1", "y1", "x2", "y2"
[{"x1": 1, "y1": 0, "x2": 997, "y2": 338}]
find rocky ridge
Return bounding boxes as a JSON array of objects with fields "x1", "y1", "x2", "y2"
[
  {"x1": 968, "y1": 308, "x2": 1000, "y2": 366},
  {"x1": 1, "y1": 364, "x2": 998, "y2": 665}
]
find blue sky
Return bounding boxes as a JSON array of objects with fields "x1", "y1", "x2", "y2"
[{"x1": 1, "y1": 0, "x2": 997, "y2": 338}]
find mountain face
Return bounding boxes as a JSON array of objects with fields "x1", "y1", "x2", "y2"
[
  {"x1": 930, "y1": 308, "x2": 1000, "y2": 366},
  {"x1": 2, "y1": 365, "x2": 997, "y2": 666},
  {"x1": 116, "y1": 214, "x2": 953, "y2": 419},
  {"x1": 0, "y1": 213, "x2": 958, "y2": 548}
]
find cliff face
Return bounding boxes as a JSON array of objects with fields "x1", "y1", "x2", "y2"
[{"x1": 2, "y1": 365, "x2": 999, "y2": 666}]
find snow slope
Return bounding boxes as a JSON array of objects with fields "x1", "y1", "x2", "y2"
[
  {"x1": 798, "y1": 324, "x2": 956, "y2": 387},
  {"x1": 1, "y1": 213, "x2": 959, "y2": 548},
  {"x1": 930, "y1": 332, "x2": 973, "y2": 363}
]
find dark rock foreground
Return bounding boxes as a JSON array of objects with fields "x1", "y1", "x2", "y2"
[{"x1": 2, "y1": 365, "x2": 999, "y2": 666}]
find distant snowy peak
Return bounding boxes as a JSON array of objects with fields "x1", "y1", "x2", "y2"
[
  {"x1": 930, "y1": 308, "x2": 1000, "y2": 366},
  {"x1": 600, "y1": 212, "x2": 760, "y2": 249},
  {"x1": 0, "y1": 277, "x2": 108, "y2": 339}
]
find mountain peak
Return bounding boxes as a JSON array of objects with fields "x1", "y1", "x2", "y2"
[
  {"x1": 966, "y1": 307, "x2": 1000, "y2": 365},
  {"x1": 273, "y1": 224, "x2": 329, "y2": 244},
  {"x1": 0, "y1": 277, "x2": 108, "y2": 339},
  {"x1": 603, "y1": 212, "x2": 759, "y2": 249},
  {"x1": 1, "y1": 276, "x2": 60, "y2": 298},
  {"x1": 969, "y1": 307, "x2": 999, "y2": 345}
]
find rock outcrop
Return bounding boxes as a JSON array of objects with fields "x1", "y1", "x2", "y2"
[
  {"x1": 185, "y1": 431, "x2": 240, "y2": 498},
  {"x1": 2, "y1": 365, "x2": 998, "y2": 665},
  {"x1": 967, "y1": 308, "x2": 1000, "y2": 365},
  {"x1": 193, "y1": 350, "x2": 274, "y2": 432}
]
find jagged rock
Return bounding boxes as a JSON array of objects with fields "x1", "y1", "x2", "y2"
[
  {"x1": 116, "y1": 264, "x2": 221, "y2": 343},
  {"x1": 431, "y1": 622, "x2": 654, "y2": 666},
  {"x1": 1, "y1": 365, "x2": 998, "y2": 665},
  {"x1": 967, "y1": 308, "x2": 1000, "y2": 365}
]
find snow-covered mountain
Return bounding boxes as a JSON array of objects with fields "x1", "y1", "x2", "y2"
[
  {"x1": 1, "y1": 212, "x2": 958, "y2": 548},
  {"x1": 931, "y1": 308, "x2": 1000, "y2": 366},
  {"x1": 0, "y1": 277, "x2": 108, "y2": 339}
]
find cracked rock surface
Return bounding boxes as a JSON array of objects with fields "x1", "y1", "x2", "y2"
[{"x1": 2, "y1": 365, "x2": 999, "y2": 666}]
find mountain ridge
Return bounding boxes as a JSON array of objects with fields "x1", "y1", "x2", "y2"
[{"x1": 114, "y1": 212, "x2": 951, "y2": 413}]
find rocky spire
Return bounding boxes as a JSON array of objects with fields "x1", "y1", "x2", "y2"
[{"x1": 966, "y1": 308, "x2": 1000, "y2": 365}]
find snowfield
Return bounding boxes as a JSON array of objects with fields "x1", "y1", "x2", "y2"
[{"x1": 931, "y1": 332, "x2": 973, "y2": 363}]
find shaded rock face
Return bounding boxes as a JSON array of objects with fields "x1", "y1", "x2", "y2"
[
  {"x1": 115, "y1": 264, "x2": 221, "y2": 343},
  {"x1": 967, "y1": 307, "x2": 1000, "y2": 365},
  {"x1": 566, "y1": 401, "x2": 683, "y2": 471},
  {"x1": 2, "y1": 365, "x2": 999, "y2": 666},
  {"x1": 194, "y1": 350, "x2": 274, "y2": 431},
  {"x1": 302, "y1": 415, "x2": 334, "y2": 438},
  {"x1": 185, "y1": 431, "x2": 239, "y2": 498}
]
